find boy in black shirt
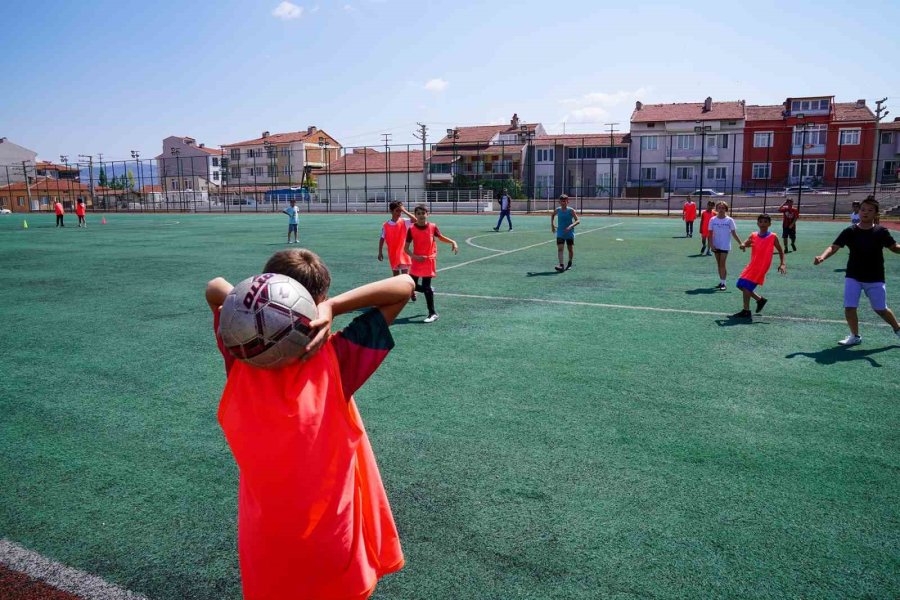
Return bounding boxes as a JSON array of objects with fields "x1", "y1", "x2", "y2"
[{"x1": 814, "y1": 197, "x2": 900, "y2": 345}]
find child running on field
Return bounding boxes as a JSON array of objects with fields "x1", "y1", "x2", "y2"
[
  {"x1": 778, "y1": 198, "x2": 800, "y2": 253},
  {"x1": 708, "y1": 201, "x2": 743, "y2": 290},
  {"x1": 378, "y1": 201, "x2": 417, "y2": 301},
  {"x1": 699, "y1": 200, "x2": 715, "y2": 256},
  {"x1": 404, "y1": 204, "x2": 458, "y2": 323},
  {"x1": 732, "y1": 214, "x2": 787, "y2": 319},
  {"x1": 850, "y1": 200, "x2": 861, "y2": 225},
  {"x1": 206, "y1": 249, "x2": 413, "y2": 600},
  {"x1": 76, "y1": 199, "x2": 87, "y2": 228},
  {"x1": 551, "y1": 194, "x2": 580, "y2": 272},
  {"x1": 282, "y1": 199, "x2": 300, "y2": 244},
  {"x1": 813, "y1": 197, "x2": 900, "y2": 345},
  {"x1": 682, "y1": 195, "x2": 697, "y2": 238}
]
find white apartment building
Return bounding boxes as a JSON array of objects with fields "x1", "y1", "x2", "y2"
[{"x1": 222, "y1": 126, "x2": 341, "y2": 188}]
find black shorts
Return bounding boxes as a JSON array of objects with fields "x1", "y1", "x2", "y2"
[
  {"x1": 782, "y1": 226, "x2": 796, "y2": 240},
  {"x1": 288, "y1": 224, "x2": 298, "y2": 233},
  {"x1": 714, "y1": 249, "x2": 728, "y2": 255},
  {"x1": 556, "y1": 238, "x2": 574, "y2": 247}
]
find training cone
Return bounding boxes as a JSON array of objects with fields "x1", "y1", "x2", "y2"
[
  {"x1": 23, "y1": 220, "x2": 28, "y2": 229},
  {"x1": 101, "y1": 216, "x2": 107, "y2": 225}
]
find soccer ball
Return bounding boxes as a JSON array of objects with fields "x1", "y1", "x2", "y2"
[{"x1": 218, "y1": 273, "x2": 318, "y2": 369}]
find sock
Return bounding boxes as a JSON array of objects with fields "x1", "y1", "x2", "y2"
[{"x1": 720, "y1": 279, "x2": 726, "y2": 285}]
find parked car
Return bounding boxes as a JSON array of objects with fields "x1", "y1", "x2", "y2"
[
  {"x1": 0, "y1": 208, "x2": 11, "y2": 215},
  {"x1": 689, "y1": 189, "x2": 724, "y2": 197},
  {"x1": 783, "y1": 185, "x2": 821, "y2": 195}
]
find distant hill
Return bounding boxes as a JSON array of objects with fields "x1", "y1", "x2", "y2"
[{"x1": 79, "y1": 161, "x2": 159, "y2": 187}]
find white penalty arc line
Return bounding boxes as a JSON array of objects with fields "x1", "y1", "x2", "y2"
[
  {"x1": 445, "y1": 222, "x2": 623, "y2": 272},
  {"x1": 0, "y1": 538, "x2": 149, "y2": 600},
  {"x1": 434, "y1": 292, "x2": 893, "y2": 328}
]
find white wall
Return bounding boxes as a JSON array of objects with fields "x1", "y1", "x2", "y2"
[{"x1": 319, "y1": 172, "x2": 426, "y2": 202}]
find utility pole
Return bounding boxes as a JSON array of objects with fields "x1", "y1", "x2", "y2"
[
  {"x1": 79, "y1": 154, "x2": 95, "y2": 206},
  {"x1": 382, "y1": 133, "x2": 392, "y2": 202},
  {"x1": 873, "y1": 98, "x2": 889, "y2": 195},
  {"x1": 604, "y1": 123, "x2": 619, "y2": 213},
  {"x1": 414, "y1": 123, "x2": 427, "y2": 192},
  {"x1": 20, "y1": 161, "x2": 33, "y2": 208}
]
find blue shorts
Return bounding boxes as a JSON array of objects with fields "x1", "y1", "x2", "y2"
[
  {"x1": 736, "y1": 278, "x2": 758, "y2": 292},
  {"x1": 288, "y1": 223, "x2": 298, "y2": 233},
  {"x1": 844, "y1": 278, "x2": 887, "y2": 311}
]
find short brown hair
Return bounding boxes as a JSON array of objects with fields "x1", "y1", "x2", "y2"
[
  {"x1": 263, "y1": 249, "x2": 331, "y2": 302},
  {"x1": 414, "y1": 204, "x2": 428, "y2": 215},
  {"x1": 861, "y1": 195, "x2": 879, "y2": 212},
  {"x1": 559, "y1": 194, "x2": 569, "y2": 201}
]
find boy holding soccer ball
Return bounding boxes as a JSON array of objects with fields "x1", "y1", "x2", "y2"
[{"x1": 206, "y1": 248, "x2": 413, "y2": 600}]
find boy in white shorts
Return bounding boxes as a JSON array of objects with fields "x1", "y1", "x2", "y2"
[{"x1": 814, "y1": 197, "x2": 900, "y2": 345}]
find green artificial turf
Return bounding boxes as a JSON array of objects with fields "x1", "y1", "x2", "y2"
[{"x1": 0, "y1": 212, "x2": 898, "y2": 599}]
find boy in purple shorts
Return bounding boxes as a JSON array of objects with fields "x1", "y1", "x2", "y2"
[{"x1": 814, "y1": 197, "x2": 900, "y2": 345}]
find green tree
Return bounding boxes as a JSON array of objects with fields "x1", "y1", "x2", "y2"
[
  {"x1": 98, "y1": 166, "x2": 108, "y2": 188},
  {"x1": 127, "y1": 170, "x2": 136, "y2": 190}
]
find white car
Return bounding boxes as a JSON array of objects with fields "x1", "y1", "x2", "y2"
[
  {"x1": 0, "y1": 208, "x2": 11, "y2": 215},
  {"x1": 689, "y1": 189, "x2": 725, "y2": 197}
]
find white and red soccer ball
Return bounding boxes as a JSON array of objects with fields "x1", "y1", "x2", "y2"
[{"x1": 218, "y1": 273, "x2": 317, "y2": 369}]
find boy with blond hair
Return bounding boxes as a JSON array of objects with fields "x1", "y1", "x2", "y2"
[{"x1": 206, "y1": 248, "x2": 412, "y2": 599}]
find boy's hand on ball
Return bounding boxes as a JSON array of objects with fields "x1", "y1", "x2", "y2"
[{"x1": 304, "y1": 301, "x2": 334, "y2": 358}]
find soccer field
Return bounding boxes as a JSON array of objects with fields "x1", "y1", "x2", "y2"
[{"x1": 1, "y1": 212, "x2": 898, "y2": 599}]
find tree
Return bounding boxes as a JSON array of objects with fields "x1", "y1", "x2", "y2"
[
  {"x1": 127, "y1": 170, "x2": 135, "y2": 190},
  {"x1": 98, "y1": 166, "x2": 108, "y2": 188}
]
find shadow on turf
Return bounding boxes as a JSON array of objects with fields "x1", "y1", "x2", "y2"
[
  {"x1": 392, "y1": 315, "x2": 429, "y2": 325},
  {"x1": 526, "y1": 270, "x2": 564, "y2": 277},
  {"x1": 685, "y1": 287, "x2": 719, "y2": 295},
  {"x1": 715, "y1": 316, "x2": 769, "y2": 327},
  {"x1": 785, "y1": 345, "x2": 899, "y2": 368}
]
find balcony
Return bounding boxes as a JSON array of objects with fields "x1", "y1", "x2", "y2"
[
  {"x1": 791, "y1": 144, "x2": 826, "y2": 156},
  {"x1": 669, "y1": 147, "x2": 719, "y2": 161}
]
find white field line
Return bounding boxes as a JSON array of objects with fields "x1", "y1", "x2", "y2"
[
  {"x1": 434, "y1": 292, "x2": 893, "y2": 328},
  {"x1": 0, "y1": 538, "x2": 149, "y2": 600},
  {"x1": 444, "y1": 222, "x2": 623, "y2": 272}
]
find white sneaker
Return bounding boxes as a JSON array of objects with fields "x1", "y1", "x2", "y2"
[
  {"x1": 894, "y1": 329, "x2": 900, "y2": 339},
  {"x1": 838, "y1": 335, "x2": 862, "y2": 346},
  {"x1": 424, "y1": 314, "x2": 439, "y2": 323}
]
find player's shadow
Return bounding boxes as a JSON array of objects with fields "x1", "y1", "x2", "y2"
[
  {"x1": 715, "y1": 316, "x2": 768, "y2": 327},
  {"x1": 786, "y1": 345, "x2": 898, "y2": 368},
  {"x1": 833, "y1": 268, "x2": 846, "y2": 273},
  {"x1": 671, "y1": 235, "x2": 690, "y2": 239},
  {"x1": 392, "y1": 315, "x2": 428, "y2": 325},
  {"x1": 526, "y1": 270, "x2": 563, "y2": 277},
  {"x1": 685, "y1": 287, "x2": 719, "y2": 295}
]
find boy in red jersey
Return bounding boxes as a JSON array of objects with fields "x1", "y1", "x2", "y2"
[
  {"x1": 778, "y1": 198, "x2": 800, "y2": 252},
  {"x1": 404, "y1": 204, "x2": 458, "y2": 323},
  {"x1": 54, "y1": 200, "x2": 65, "y2": 227},
  {"x1": 699, "y1": 200, "x2": 715, "y2": 256},
  {"x1": 732, "y1": 214, "x2": 787, "y2": 319},
  {"x1": 377, "y1": 201, "x2": 417, "y2": 301},
  {"x1": 206, "y1": 248, "x2": 413, "y2": 600},
  {"x1": 75, "y1": 199, "x2": 87, "y2": 228},
  {"x1": 682, "y1": 194, "x2": 697, "y2": 238}
]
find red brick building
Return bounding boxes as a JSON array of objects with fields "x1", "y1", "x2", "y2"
[{"x1": 742, "y1": 96, "x2": 876, "y2": 191}]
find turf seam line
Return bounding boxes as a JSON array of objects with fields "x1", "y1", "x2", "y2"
[
  {"x1": 434, "y1": 292, "x2": 894, "y2": 328},
  {"x1": 0, "y1": 539, "x2": 149, "y2": 600},
  {"x1": 446, "y1": 222, "x2": 623, "y2": 272}
]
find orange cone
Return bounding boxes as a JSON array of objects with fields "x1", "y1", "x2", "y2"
[{"x1": 101, "y1": 216, "x2": 107, "y2": 225}]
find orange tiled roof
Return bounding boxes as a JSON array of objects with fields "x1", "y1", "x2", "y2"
[
  {"x1": 534, "y1": 133, "x2": 630, "y2": 146},
  {"x1": 833, "y1": 102, "x2": 876, "y2": 122},
  {"x1": 223, "y1": 130, "x2": 340, "y2": 148},
  {"x1": 197, "y1": 146, "x2": 224, "y2": 156},
  {"x1": 879, "y1": 119, "x2": 900, "y2": 131},
  {"x1": 323, "y1": 150, "x2": 428, "y2": 174},
  {"x1": 745, "y1": 104, "x2": 787, "y2": 122},
  {"x1": 632, "y1": 101, "x2": 746, "y2": 123},
  {"x1": 436, "y1": 123, "x2": 541, "y2": 145}
]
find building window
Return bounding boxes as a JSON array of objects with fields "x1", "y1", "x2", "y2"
[
  {"x1": 211, "y1": 157, "x2": 219, "y2": 167},
  {"x1": 246, "y1": 149, "x2": 258, "y2": 158},
  {"x1": 675, "y1": 135, "x2": 695, "y2": 150},
  {"x1": 640, "y1": 167, "x2": 657, "y2": 180},
  {"x1": 493, "y1": 160, "x2": 512, "y2": 174},
  {"x1": 675, "y1": 166, "x2": 694, "y2": 180},
  {"x1": 230, "y1": 149, "x2": 241, "y2": 161},
  {"x1": 790, "y1": 159, "x2": 825, "y2": 179},
  {"x1": 753, "y1": 132, "x2": 773, "y2": 148},
  {"x1": 752, "y1": 163, "x2": 771, "y2": 179},
  {"x1": 707, "y1": 167, "x2": 727, "y2": 180},
  {"x1": 280, "y1": 147, "x2": 291, "y2": 157},
  {"x1": 881, "y1": 160, "x2": 898, "y2": 177},
  {"x1": 880, "y1": 131, "x2": 894, "y2": 145},
  {"x1": 17, "y1": 196, "x2": 25, "y2": 207},
  {"x1": 184, "y1": 179, "x2": 191, "y2": 189},
  {"x1": 282, "y1": 166, "x2": 291, "y2": 176},
  {"x1": 536, "y1": 175, "x2": 555, "y2": 192},
  {"x1": 839, "y1": 129, "x2": 861, "y2": 145},
  {"x1": 791, "y1": 99, "x2": 830, "y2": 112},
  {"x1": 719, "y1": 134, "x2": 729, "y2": 149},
  {"x1": 836, "y1": 161, "x2": 857, "y2": 178},
  {"x1": 213, "y1": 172, "x2": 219, "y2": 181},
  {"x1": 793, "y1": 124, "x2": 827, "y2": 146},
  {"x1": 231, "y1": 166, "x2": 241, "y2": 178},
  {"x1": 705, "y1": 135, "x2": 717, "y2": 149},
  {"x1": 536, "y1": 148, "x2": 554, "y2": 162},
  {"x1": 640, "y1": 136, "x2": 658, "y2": 150},
  {"x1": 171, "y1": 179, "x2": 179, "y2": 190}
]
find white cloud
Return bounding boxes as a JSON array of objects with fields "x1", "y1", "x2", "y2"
[
  {"x1": 272, "y1": 1, "x2": 303, "y2": 20},
  {"x1": 560, "y1": 87, "x2": 650, "y2": 123},
  {"x1": 424, "y1": 78, "x2": 449, "y2": 93},
  {"x1": 310, "y1": 4, "x2": 320, "y2": 12}
]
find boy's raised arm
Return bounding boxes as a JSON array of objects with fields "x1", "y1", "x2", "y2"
[
  {"x1": 305, "y1": 275, "x2": 415, "y2": 355},
  {"x1": 206, "y1": 277, "x2": 233, "y2": 311}
]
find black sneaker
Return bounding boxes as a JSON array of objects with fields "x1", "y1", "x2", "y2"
[
  {"x1": 717, "y1": 283, "x2": 726, "y2": 291},
  {"x1": 565, "y1": 262, "x2": 573, "y2": 271},
  {"x1": 731, "y1": 309, "x2": 752, "y2": 319},
  {"x1": 410, "y1": 292, "x2": 417, "y2": 302},
  {"x1": 492, "y1": 227, "x2": 499, "y2": 232},
  {"x1": 792, "y1": 243, "x2": 797, "y2": 252},
  {"x1": 755, "y1": 297, "x2": 768, "y2": 314},
  {"x1": 554, "y1": 264, "x2": 565, "y2": 272}
]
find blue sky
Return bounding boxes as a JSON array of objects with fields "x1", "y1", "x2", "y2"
[{"x1": 2, "y1": 0, "x2": 898, "y2": 162}]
